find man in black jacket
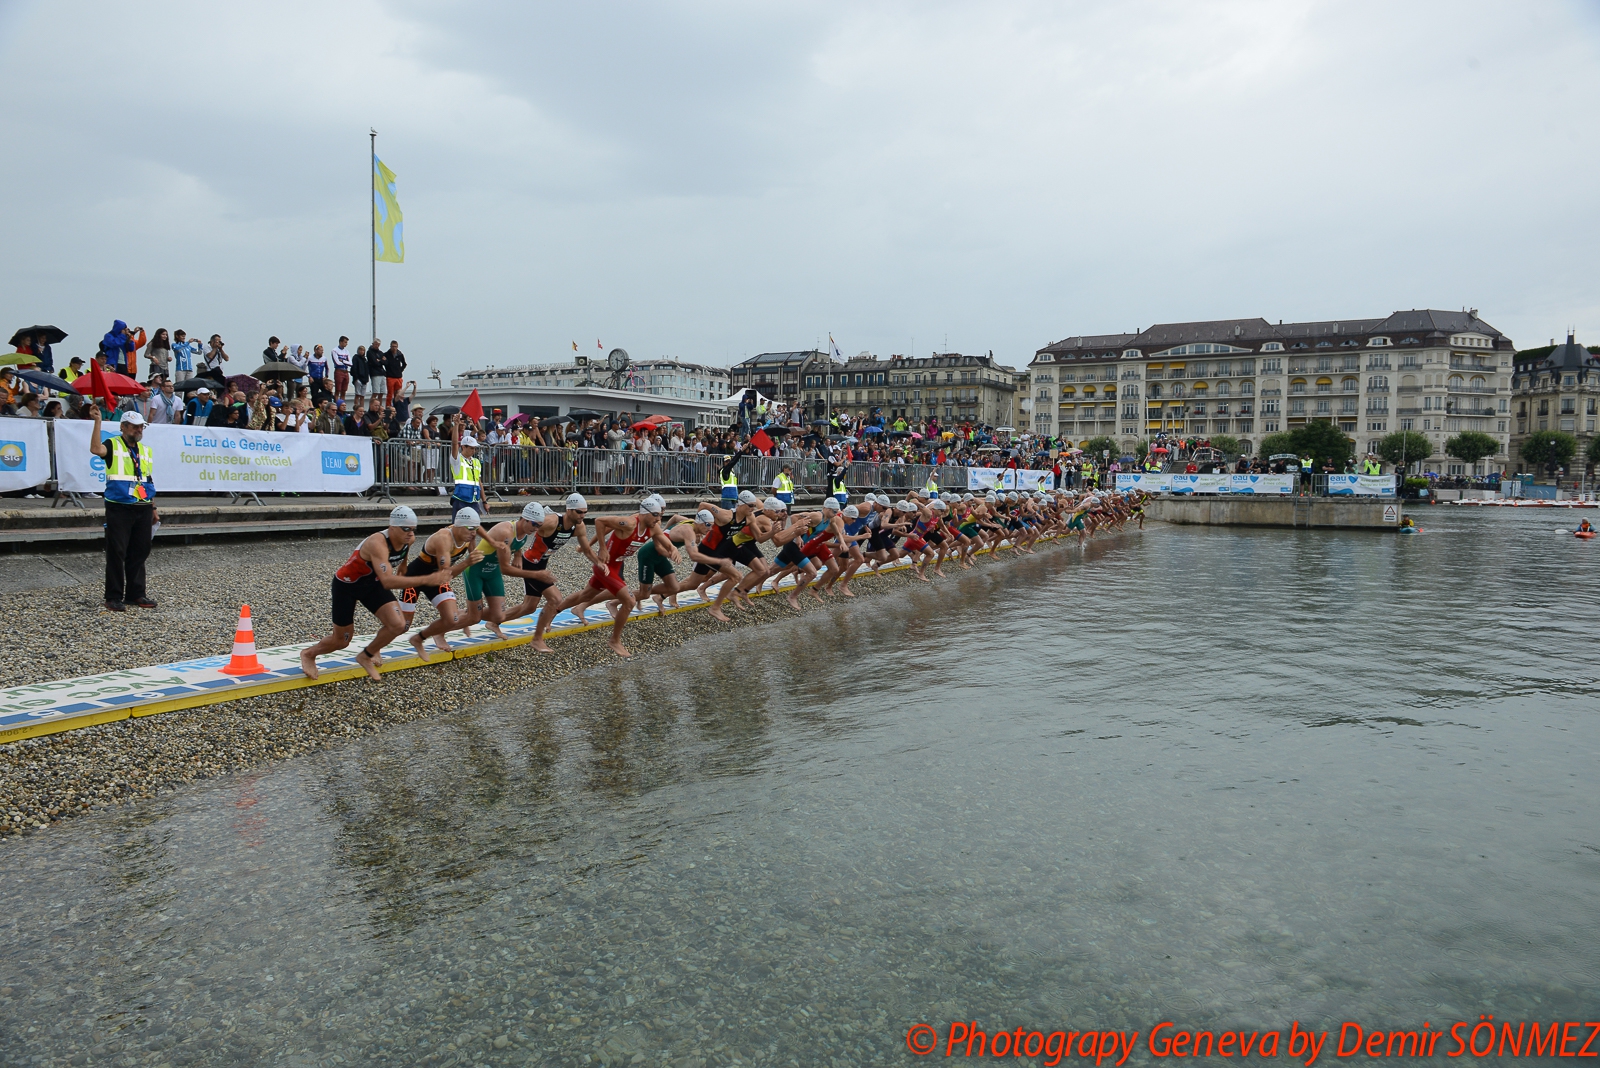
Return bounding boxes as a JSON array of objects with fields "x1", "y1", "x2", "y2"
[
  {"x1": 352, "y1": 343, "x2": 373, "y2": 405},
  {"x1": 383, "y1": 341, "x2": 406, "y2": 407}
]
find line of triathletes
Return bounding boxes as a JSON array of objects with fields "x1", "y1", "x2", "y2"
[{"x1": 301, "y1": 487, "x2": 1149, "y2": 679}]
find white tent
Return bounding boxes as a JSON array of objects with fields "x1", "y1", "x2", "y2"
[{"x1": 721, "y1": 387, "x2": 777, "y2": 409}]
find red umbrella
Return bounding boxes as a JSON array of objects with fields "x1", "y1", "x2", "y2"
[{"x1": 630, "y1": 420, "x2": 657, "y2": 431}]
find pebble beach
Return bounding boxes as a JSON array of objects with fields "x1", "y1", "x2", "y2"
[{"x1": 0, "y1": 532, "x2": 1068, "y2": 840}]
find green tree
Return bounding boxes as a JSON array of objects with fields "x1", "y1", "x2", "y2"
[
  {"x1": 1444, "y1": 431, "x2": 1500, "y2": 469},
  {"x1": 1259, "y1": 431, "x2": 1296, "y2": 458},
  {"x1": 1082, "y1": 435, "x2": 1119, "y2": 462},
  {"x1": 1589, "y1": 435, "x2": 1600, "y2": 468},
  {"x1": 1209, "y1": 435, "x2": 1242, "y2": 457},
  {"x1": 1134, "y1": 439, "x2": 1150, "y2": 460},
  {"x1": 1520, "y1": 430, "x2": 1577, "y2": 474},
  {"x1": 1378, "y1": 431, "x2": 1432, "y2": 471},
  {"x1": 1289, "y1": 421, "x2": 1355, "y2": 467}
]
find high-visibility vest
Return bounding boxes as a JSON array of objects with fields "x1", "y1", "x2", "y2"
[
  {"x1": 923, "y1": 474, "x2": 938, "y2": 494},
  {"x1": 1364, "y1": 459, "x2": 1381, "y2": 475},
  {"x1": 775, "y1": 473, "x2": 794, "y2": 495},
  {"x1": 452, "y1": 454, "x2": 482, "y2": 496},
  {"x1": 831, "y1": 474, "x2": 847, "y2": 496},
  {"x1": 721, "y1": 468, "x2": 738, "y2": 494},
  {"x1": 105, "y1": 436, "x2": 155, "y2": 504}
]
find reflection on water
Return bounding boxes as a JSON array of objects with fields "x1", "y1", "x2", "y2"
[{"x1": 3, "y1": 511, "x2": 1599, "y2": 1066}]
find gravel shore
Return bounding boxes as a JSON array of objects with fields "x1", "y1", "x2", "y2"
[{"x1": 0, "y1": 534, "x2": 1076, "y2": 840}]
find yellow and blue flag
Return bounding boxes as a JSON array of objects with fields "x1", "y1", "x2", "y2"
[{"x1": 373, "y1": 155, "x2": 404, "y2": 263}]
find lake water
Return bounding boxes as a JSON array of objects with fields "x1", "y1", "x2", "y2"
[{"x1": 3, "y1": 510, "x2": 1597, "y2": 1066}]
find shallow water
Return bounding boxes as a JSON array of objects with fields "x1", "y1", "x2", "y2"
[{"x1": 3, "y1": 510, "x2": 1598, "y2": 1066}]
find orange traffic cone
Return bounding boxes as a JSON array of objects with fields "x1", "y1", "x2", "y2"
[{"x1": 219, "y1": 605, "x2": 268, "y2": 676}]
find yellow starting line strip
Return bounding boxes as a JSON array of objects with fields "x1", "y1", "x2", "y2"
[{"x1": 0, "y1": 533, "x2": 1073, "y2": 745}]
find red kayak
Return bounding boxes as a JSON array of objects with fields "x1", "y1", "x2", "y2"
[{"x1": 1577, "y1": 531, "x2": 1596, "y2": 539}]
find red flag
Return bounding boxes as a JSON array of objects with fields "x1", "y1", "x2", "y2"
[
  {"x1": 597, "y1": 338, "x2": 603, "y2": 350},
  {"x1": 89, "y1": 358, "x2": 114, "y2": 407},
  {"x1": 750, "y1": 428, "x2": 774, "y2": 455},
  {"x1": 461, "y1": 388, "x2": 485, "y2": 423}
]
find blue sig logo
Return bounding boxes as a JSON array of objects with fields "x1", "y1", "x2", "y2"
[
  {"x1": 0, "y1": 441, "x2": 24, "y2": 470},
  {"x1": 322, "y1": 451, "x2": 362, "y2": 476}
]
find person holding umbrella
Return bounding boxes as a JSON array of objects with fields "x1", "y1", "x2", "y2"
[{"x1": 88, "y1": 403, "x2": 159, "y2": 612}]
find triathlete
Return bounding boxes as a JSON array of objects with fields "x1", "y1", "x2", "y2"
[
  {"x1": 645, "y1": 510, "x2": 722, "y2": 612},
  {"x1": 765, "y1": 504, "x2": 826, "y2": 609},
  {"x1": 403, "y1": 508, "x2": 486, "y2": 660},
  {"x1": 801, "y1": 497, "x2": 850, "y2": 595},
  {"x1": 502, "y1": 495, "x2": 594, "y2": 652},
  {"x1": 301, "y1": 506, "x2": 451, "y2": 682},
  {"x1": 554, "y1": 496, "x2": 677, "y2": 658},
  {"x1": 459, "y1": 501, "x2": 546, "y2": 644},
  {"x1": 718, "y1": 494, "x2": 781, "y2": 609}
]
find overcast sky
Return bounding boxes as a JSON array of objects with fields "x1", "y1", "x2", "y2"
[{"x1": 1, "y1": 0, "x2": 1597, "y2": 383}]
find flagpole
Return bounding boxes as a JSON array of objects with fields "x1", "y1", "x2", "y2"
[{"x1": 370, "y1": 128, "x2": 377, "y2": 345}]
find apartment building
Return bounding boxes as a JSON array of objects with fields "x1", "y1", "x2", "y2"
[
  {"x1": 455, "y1": 357, "x2": 730, "y2": 403},
  {"x1": 1030, "y1": 309, "x2": 1514, "y2": 471},
  {"x1": 1509, "y1": 332, "x2": 1600, "y2": 473},
  {"x1": 770, "y1": 350, "x2": 1020, "y2": 426}
]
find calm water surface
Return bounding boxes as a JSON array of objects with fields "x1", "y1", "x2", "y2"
[{"x1": 3, "y1": 510, "x2": 1597, "y2": 1066}]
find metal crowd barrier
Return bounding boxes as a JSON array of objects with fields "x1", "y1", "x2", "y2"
[{"x1": 368, "y1": 442, "x2": 1010, "y2": 501}]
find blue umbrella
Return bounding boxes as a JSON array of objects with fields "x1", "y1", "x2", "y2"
[
  {"x1": 16, "y1": 368, "x2": 76, "y2": 394},
  {"x1": 861, "y1": 425, "x2": 884, "y2": 434}
]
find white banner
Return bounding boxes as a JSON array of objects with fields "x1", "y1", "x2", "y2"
[
  {"x1": 1115, "y1": 472, "x2": 1168, "y2": 492},
  {"x1": 1327, "y1": 474, "x2": 1396, "y2": 497},
  {"x1": 1015, "y1": 469, "x2": 1055, "y2": 492},
  {"x1": 1228, "y1": 473, "x2": 1295, "y2": 495},
  {"x1": 967, "y1": 467, "x2": 1008, "y2": 491},
  {"x1": 0, "y1": 417, "x2": 51, "y2": 492},
  {"x1": 53, "y1": 421, "x2": 374, "y2": 495},
  {"x1": 1115, "y1": 472, "x2": 1294, "y2": 495}
]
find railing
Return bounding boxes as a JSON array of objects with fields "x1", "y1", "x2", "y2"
[{"x1": 369, "y1": 442, "x2": 988, "y2": 501}]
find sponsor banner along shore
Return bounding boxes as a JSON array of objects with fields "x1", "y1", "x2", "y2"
[
  {"x1": 53, "y1": 421, "x2": 374, "y2": 495},
  {"x1": 0, "y1": 416, "x2": 50, "y2": 492},
  {"x1": 1116, "y1": 472, "x2": 1295, "y2": 494},
  {"x1": 1327, "y1": 474, "x2": 1398, "y2": 497},
  {"x1": 966, "y1": 468, "x2": 1055, "y2": 492}
]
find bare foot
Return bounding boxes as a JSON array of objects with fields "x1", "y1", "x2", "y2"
[
  {"x1": 488, "y1": 621, "x2": 506, "y2": 639},
  {"x1": 709, "y1": 605, "x2": 730, "y2": 623},
  {"x1": 651, "y1": 594, "x2": 664, "y2": 614},
  {"x1": 839, "y1": 585, "x2": 855, "y2": 598},
  {"x1": 355, "y1": 650, "x2": 383, "y2": 681},
  {"x1": 785, "y1": 591, "x2": 801, "y2": 610},
  {"x1": 529, "y1": 637, "x2": 553, "y2": 654},
  {"x1": 665, "y1": 598, "x2": 679, "y2": 609},
  {"x1": 461, "y1": 625, "x2": 475, "y2": 640},
  {"x1": 915, "y1": 570, "x2": 929, "y2": 582},
  {"x1": 299, "y1": 650, "x2": 320, "y2": 680},
  {"x1": 432, "y1": 634, "x2": 452, "y2": 654},
  {"x1": 572, "y1": 608, "x2": 588, "y2": 625},
  {"x1": 409, "y1": 634, "x2": 432, "y2": 663},
  {"x1": 607, "y1": 638, "x2": 632, "y2": 659},
  {"x1": 806, "y1": 587, "x2": 823, "y2": 602}
]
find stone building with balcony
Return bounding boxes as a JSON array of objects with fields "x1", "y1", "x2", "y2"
[
  {"x1": 1509, "y1": 332, "x2": 1600, "y2": 473},
  {"x1": 1029, "y1": 309, "x2": 1514, "y2": 470},
  {"x1": 796, "y1": 351, "x2": 1020, "y2": 426},
  {"x1": 730, "y1": 350, "x2": 830, "y2": 411}
]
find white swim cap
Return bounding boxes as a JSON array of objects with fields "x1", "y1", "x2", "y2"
[
  {"x1": 453, "y1": 507, "x2": 480, "y2": 528},
  {"x1": 389, "y1": 505, "x2": 418, "y2": 527},
  {"x1": 737, "y1": 489, "x2": 758, "y2": 505},
  {"x1": 822, "y1": 497, "x2": 841, "y2": 511},
  {"x1": 932, "y1": 500, "x2": 948, "y2": 511},
  {"x1": 875, "y1": 493, "x2": 892, "y2": 506},
  {"x1": 985, "y1": 492, "x2": 998, "y2": 503},
  {"x1": 564, "y1": 492, "x2": 587, "y2": 511},
  {"x1": 645, "y1": 492, "x2": 666, "y2": 510},
  {"x1": 696, "y1": 509, "x2": 715, "y2": 525},
  {"x1": 521, "y1": 502, "x2": 547, "y2": 524},
  {"x1": 764, "y1": 496, "x2": 787, "y2": 511},
  {"x1": 639, "y1": 497, "x2": 663, "y2": 514},
  {"x1": 843, "y1": 505, "x2": 859, "y2": 519}
]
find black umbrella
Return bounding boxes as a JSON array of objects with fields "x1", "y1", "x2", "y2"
[
  {"x1": 765, "y1": 425, "x2": 792, "y2": 436},
  {"x1": 564, "y1": 408, "x2": 606, "y2": 420},
  {"x1": 172, "y1": 377, "x2": 215, "y2": 393},
  {"x1": 9, "y1": 325, "x2": 66, "y2": 347},
  {"x1": 251, "y1": 361, "x2": 304, "y2": 381},
  {"x1": 811, "y1": 419, "x2": 831, "y2": 426},
  {"x1": 430, "y1": 404, "x2": 461, "y2": 418},
  {"x1": 16, "y1": 369, "x2": 77, "y2": 394},
  {"x1": 539, "y1": 414, "x2": 573, "y2": 428}
]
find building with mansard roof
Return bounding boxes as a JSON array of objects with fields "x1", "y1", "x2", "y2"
[
  {"x1": 1028, "y1": 309, "x2": 1514, "y2": 472},
  {"x1": 1510, "y1": 332, "x2": 1600, "y2": 473}
]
